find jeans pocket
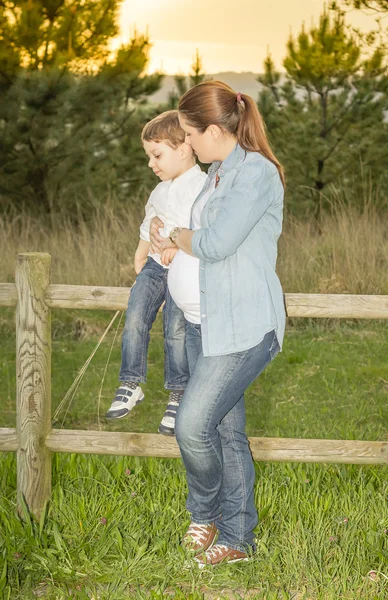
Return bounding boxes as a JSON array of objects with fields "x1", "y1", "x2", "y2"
[{"x1": 269, "y1": 331, "x2": 280, "y2": 361}]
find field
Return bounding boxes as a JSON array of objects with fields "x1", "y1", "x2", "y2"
[
  {"x1": 1, "y1": 311, "x2": 387, "y2": 599},
  {"x1": 0, "y1": 200, "x2": 388, "y2": 599}
]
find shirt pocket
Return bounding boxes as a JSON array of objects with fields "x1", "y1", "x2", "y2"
[{"x1": 205, "y1": 196, "x2": 225, "y2": 223}]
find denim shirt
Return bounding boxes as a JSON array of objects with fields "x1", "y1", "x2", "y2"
[{"x1": 191, "y1": 143, "x2": 286, "y2": 357}]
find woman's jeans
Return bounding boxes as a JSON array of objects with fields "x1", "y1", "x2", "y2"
[
  {"x1": 175, "y1": 322, "x2": 280, "y2": 552},
  {"x1": 119, "y1": 257, "x2": 189, "y2": 390}
]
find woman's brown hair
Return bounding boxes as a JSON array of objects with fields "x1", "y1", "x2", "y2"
[{"x1": 178, "y1": 80, "x2": 284, "y2": 186}]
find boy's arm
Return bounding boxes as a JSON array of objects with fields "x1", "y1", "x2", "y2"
[
  {"x1": 134, "y1": 239, "x2": 150, "y2": 274},
  {"x1": 139, "y1": 190, "x2": 157, "y2": 243}
]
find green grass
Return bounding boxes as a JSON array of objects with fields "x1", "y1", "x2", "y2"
[
  {"x1": 1, "y1": 455, "x2": 387, "y2": 599},
  {"x1": 1, "y1": 310, "x2": 387, "y2": 441},
  {"x1": 0, "y1": 312, "x2": 387, "y2": 598}
]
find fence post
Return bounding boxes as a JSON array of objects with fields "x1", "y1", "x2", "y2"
[{"x1": 16, "y1": 253, "x2": 51, "y2": 519}]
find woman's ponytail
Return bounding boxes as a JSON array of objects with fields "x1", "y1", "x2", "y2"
[{"x1": 236, "y1": 94, "x2": 285, "y2": 187}]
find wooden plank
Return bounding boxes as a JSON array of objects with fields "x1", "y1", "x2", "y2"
[
  {"x1": 46, "y1": 430, "x2": 388, "y2": 464},
  {"x1": 46, "y1": 430, "x2": 180, "y2": 458},
  {"x1": 285, "y1": 293, "x2": 388, "y2": 319},
  {"x1": 2, "y1": 281, "x2": 388, "y2": 318},
  {"x1": 44, "y1": 285, "x2": 388, "y2": 318},
  {"x1": 0, "y1": 428, "x2": 18, "y2": 451},
  {"x1": 8, "y1": 425, "x2": 387, "y2": 465},
  {"x1": 16, "y1": 253, "x2": 52, "y2": 520},
  {"x1": 0, "y1": 283, "x2": 17, "y2": 307},
  {"x1": 249, "y1": 437, "x2": 388, "y2": 464},
  {"x1": 46, "y1": 284, "x2": 131, "y2": 310}
]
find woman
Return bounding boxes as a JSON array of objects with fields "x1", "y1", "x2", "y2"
[{"x1": 150, "y1": 81, "x2": 286, "y2": 567}]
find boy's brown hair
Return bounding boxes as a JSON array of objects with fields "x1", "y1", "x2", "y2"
[{"x1": 141, "y1": 110, "x2": 186, "y2": 149}]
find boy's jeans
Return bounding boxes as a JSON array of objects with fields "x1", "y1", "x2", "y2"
[
  {"x1": 175, "y1": 322, "x2": 280, "y2": 552},
  {"x1": 119, "y1": 257, "x2": 189, "y2": 390}
]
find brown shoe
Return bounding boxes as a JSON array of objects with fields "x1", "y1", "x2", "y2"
[
  {"x1": 194, "y1": 544, "x2": 249, "y2": 568},
  {"x1": 182, "y1": 522, "x2": 217, "y2": 554}
]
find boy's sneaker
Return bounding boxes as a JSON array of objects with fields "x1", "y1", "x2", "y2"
[
  {"x1": 105, "y1": 382, "x2": 144, "y2": 419},
  {"x1": 194, "y1": 544, "x2": 249, "y2": 568},
  {"x1": 182, "y1": 522, "x2": 217, "y2": 554},
  {"x1": 158, "y1": 390, "x2": 184, "y2": 436}
]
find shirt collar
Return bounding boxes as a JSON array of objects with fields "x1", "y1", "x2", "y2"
[
  {"x1": 171, "y1": 164, "x2": 202, "y2": 187},
  {"x1": 207, "y1": 143, "x2": 247, "y2": 177}
]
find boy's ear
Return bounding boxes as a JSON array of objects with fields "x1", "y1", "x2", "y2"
[{"x1": 179, "y1": 142, "x2": 193, "y2": 159}]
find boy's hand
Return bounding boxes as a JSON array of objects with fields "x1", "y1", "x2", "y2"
[
  {"x1": 149, "y1": 216, "x2": 165, "y2": 253},
  {"x1": 160, "y1": 247, "x2": 178, "y2": 266}
]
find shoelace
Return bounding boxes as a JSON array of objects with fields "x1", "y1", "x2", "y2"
[
  {"x1": 205, "y1": 544, "x2": 229, "y2": 558},
  {"x1": 186, "y1": 523, "x2": 212, "y2": 543},
  {"x1": 169, "y1": 390, "x2": 183, "y2": 404},
  {"x1": 121, "y1": 381, "x2": 137, "y2": 390}
]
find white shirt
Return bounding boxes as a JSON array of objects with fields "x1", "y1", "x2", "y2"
[
  {"x1": 139, "y1": 165, "x2": 207, "y2": 267},
  {"x1": 168, "y1": 184, "x2": 214, "y2": 323}
]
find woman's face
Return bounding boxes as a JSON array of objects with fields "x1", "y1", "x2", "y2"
[{"x1": 178, "y1": 115, "x2": 217, "y2": 164}]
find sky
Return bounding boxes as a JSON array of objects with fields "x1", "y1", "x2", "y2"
[{"x1": 116, "y1": 0, "x2": 379, "y2": 74}]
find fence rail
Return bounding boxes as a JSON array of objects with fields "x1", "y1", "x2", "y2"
[
  {"x1": 0, "y1": 253, "x2": 387, "y2": 520},
  {"x1": 2, "y1": 281, "x2": 388, "y2": 318},
  {"x1": 1, "y1": 428, "x2": 386, "y2": 465}
]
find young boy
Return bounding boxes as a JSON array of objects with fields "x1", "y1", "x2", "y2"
[{"x1": 105, "y1": 110, "x2": 206, "y2": 435}]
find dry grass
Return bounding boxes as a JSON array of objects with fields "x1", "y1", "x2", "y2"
[
  {"x1": 0, "y1": 198, "x2": 144, "y2": 287},
  {"x1": 278, "y1": 198, "x2": 388, "y2": 294},
  {"x1": 1, "y1": 195, "x2": 387, "y2": 294}
]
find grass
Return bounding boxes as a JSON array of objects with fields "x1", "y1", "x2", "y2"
[
  {"x1": 1, "y1": 197, "x2": 387, "y2": 597},
  {"x1": 0, "y1": 455, "x2": 387, "y2": 599},
  {"x1": 0, "y1": 311, "x2": 387, "y2": 599},
  {"x1": 1, "y1": 197, "x2": 388, "y2": 295},
  {"x1": 1, "y1": 311, "x2": 387, "y2": 442}
]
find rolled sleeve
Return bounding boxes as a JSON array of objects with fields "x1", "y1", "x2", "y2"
[{"x1": 192, "y1": 160, "x2": 281, "y2": 262}]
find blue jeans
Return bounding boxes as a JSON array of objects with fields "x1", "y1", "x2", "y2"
[
  {"x1": 119, "y1": 257, "x2": 189, "y2": 390},
  {"x1": 175, "y1": 322, "x2": 280, "y2": 552}
]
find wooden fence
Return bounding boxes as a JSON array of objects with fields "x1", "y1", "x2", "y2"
[{"x1": 0, "y1": 253, "x2": 387, "y2": 520}]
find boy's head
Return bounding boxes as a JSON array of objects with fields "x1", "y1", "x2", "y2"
[{"x1": 142, "y1": 110, "x2": 195, "y2": 181}]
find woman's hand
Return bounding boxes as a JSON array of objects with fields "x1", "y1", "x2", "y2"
[
  {"x1": 161, "y1": 247, "x2": 178, "y2": 266},
  {"x1": 149, "y1": 216, "x2": 165, "y2": 254}
]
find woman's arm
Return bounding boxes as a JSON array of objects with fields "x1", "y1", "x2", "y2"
[{"x1": 192, "y1": 161, "x2": 282, "y2": 262}]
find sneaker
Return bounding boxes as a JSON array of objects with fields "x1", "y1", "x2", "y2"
[
  {"x1": 194, "y1": 544, "x2": 249, "y2": 568},
  {"x1": 182, "y1": 522, "x2": 218, "y2": 554},
  {"x1": 105, "y1": 382, "x2": 144, "y2": 419},
  {"x1": 158, "y1": 390, "x2": 184, "y2": 436}
]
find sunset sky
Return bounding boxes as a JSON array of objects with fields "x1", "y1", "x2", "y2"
[{"x1": 117, "y1": 0, "x2": 378, "y2": 74}]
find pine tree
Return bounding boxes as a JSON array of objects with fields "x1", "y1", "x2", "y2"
[
  {"x1": 190, "y1": 49, "x2": 206, "y2": 87},
  {"x1": 258, "y1": 5, "x2": 388, "y2": 218},
  {"x1": 0, "y1": 0, "x2": 118, "y2": 76},
  {"x1": 0, "y1": 3, "x2": 163, "y2": 213},
  {"x1": 167, "y1": 49, "x2": 207, "y2": 108},
  {"x1": 340, "y1": 1, "x2": 388, "y2": 10}
]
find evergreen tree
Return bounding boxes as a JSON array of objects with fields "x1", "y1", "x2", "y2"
[
  {"x1": 340, "y1": 0, "x2": 387, "y2": 10},
  {"x1": 168, "y1": 49, "x2": 206, "y2": 108},
  {"x1": 0, "y1": 2, "x2": 163, "y2": 213},
  {"x1": 0, "y1": 0, "x2": 118, "y2": 76},
  {"x1": 258, "y1": 6, "x2": 388, "y2": 218},
  {"x1": 190, "y1": 49, "x2": 206, "y2": 87}
]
